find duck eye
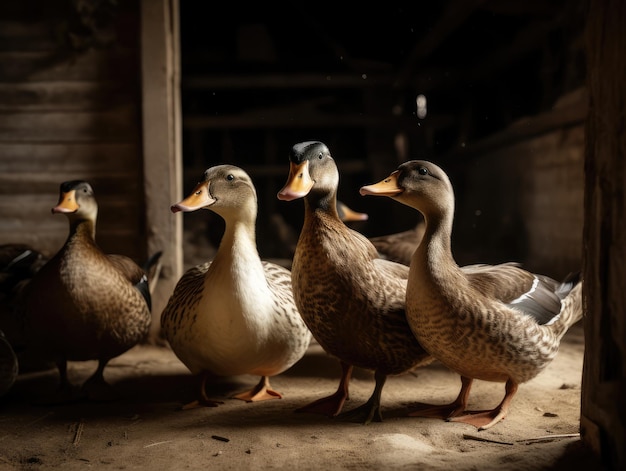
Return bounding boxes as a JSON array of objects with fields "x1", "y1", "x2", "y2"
[
  {"x1": 318, "y1": 153, "x2": 323, "y2": 159},
  {"x1": 418, "y1": 167, "x2": 429, "y2": 176},
  {"x1": 226, "y1": 174, "x2": 234, "y2": 181}
]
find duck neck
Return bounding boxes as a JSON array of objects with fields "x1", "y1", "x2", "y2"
[
  {"x1": 68, "y1": 219, "x2": 96, "y2": 244},
  {"x1": 213, "y1": 216, "x2": 260, "y2": 269},
  {"x1": 304, "y1": 189, "x2": 340, "y2": 221},
  {"x1": 413, "y1": 209, "x2": 461, "y2": 288}
]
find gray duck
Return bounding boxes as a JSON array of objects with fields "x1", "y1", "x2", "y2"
[
  {"x1": 161, "y1": 165, "x2": 312, "y2": 409},
  {"x1": 21, "y1": 181, "x2": 155, "y2": 403},
  {"x1": 277, "y1": 141, "x2": 433, "y2": 424},
  {"x1": 360, "y1": 160, "x2": 583, "y2": 430}
]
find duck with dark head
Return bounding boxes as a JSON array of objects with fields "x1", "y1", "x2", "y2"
[{"x1": 277, "y1": 141, "x2": 433, "y2": 424}]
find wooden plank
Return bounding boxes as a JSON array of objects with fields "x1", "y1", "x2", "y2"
[
  {"x1": 0, "y1": 142, "x2": 140, "y2": 172},
  {"x1": 0, "y1": 108, "x2": 140, "y2": 141},
  {"x1": 0, "y1": 20, "x2": 69, "y2": 51},
  {"x1": 0, "y1": 81, "x2": 135, "y2": 111},
  {"x1": 0, "y1": 49, "x2": 137, "y2": 82},
  {"x1": 443, "y1": 96, "x2": 586, "y2": 160}
]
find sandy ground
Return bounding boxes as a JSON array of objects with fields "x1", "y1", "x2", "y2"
[{"x1": 0, "y1": 323, "x2": 600, "y2": 471}]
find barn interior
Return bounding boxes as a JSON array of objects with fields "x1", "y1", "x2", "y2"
[
  {"x1": 1, "y1": 0, "x2": 623, "y2": 469},
  {"x1": 177, "y1": 1, "x2": 586, "y2": 278}
]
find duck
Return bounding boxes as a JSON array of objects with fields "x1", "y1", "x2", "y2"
[
  {"x1": 161, "y1": 165, "x2": 312, "y2": 409},
  {"x1": 337, "y1": 200, "x2": 369, "y2": 224},
  {"x1": 21, "y1": 180, "x2": 156, "y2": 403},
  {"x1": 360, "y1": 160, "x2": 583, "y2": 430},
  {"x1": 0, "y1": 328, "x2": 18, "y2": 398},
  {"x1": 267, "y1": 200, "x2": 369, "y2": 268},
  {"x1": 0, "y1": 244, "x2": 48, "y2": 351},
  {"x1": 368, "y1": 219, "x2": 425, "y2": 266},
  {"x1": 277, "y1": 141, "x2": 433, "y2": 424}
]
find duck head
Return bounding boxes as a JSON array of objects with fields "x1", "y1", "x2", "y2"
[
  {"x1": 171, "y1": 165, "x2": 257, "y2": 222},
  {"x1": 52, "y1": 180, "x2": 98, "y2": 223},
  {"x1": 360, "y1": 160, "x2": 455, "y2": 222},
  {"x1": 277, "y1": 141, "x2": 339, "y2": 205}
]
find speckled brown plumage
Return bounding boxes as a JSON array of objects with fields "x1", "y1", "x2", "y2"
[
  {"x1": 22, "y1": 181, "x2": 152, "y2": 403},
  {"x1": 360, "y1": 160, "x2": 583, "y2": 430},
  {"x1": 277, "y1": 141, "x2": 432, "y2": 424},
  {"x1": 160, "y1": 165, "x2": 312, "y2": 409}
]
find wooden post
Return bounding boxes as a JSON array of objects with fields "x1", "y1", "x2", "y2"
[
  {"x1": 581, "y1": 0, "x2": 626, "y2": 469},
  {"x1": 140, "y1": 0, "x2": 182, "y2": 340}
]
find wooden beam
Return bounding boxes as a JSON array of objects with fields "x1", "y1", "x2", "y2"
[
  {"x1": 140, "y1": 0, "x2": 182, "y2": 339},
  {"x1": 183, "y1": 112, "x2": 455, "y2": 130},
  {"x1": 394, "y1": 0, "x2": 486, "y2": 89},
  {"x1": 443, "y1": 89, "x2": 586, "y2": 159},
  {"x1": 182, "y1": 73, "x2": 394, "y2": 90}
]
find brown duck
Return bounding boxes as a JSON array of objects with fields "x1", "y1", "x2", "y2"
[
  {"x1": 22, "y1": 181, "x2": 156, "y2": 403},
  {"x1": 360, "y1": 160, "x2": 583, "y2": 430},
  {"x1": 277, "y1": 141, "x2": 433, "y2": 424}
]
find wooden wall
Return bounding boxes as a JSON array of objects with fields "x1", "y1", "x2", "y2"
[
  {"x1": 581, "y1": 0, "x2": 626, "y2": 468},
  {"x1": 0, "y1": 0, "x2": 147, "y2": 263},
  {"x1": 447, "y1": 89, "x2": 585, "y2": 280}
]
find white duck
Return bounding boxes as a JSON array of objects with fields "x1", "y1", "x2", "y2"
[
  {"x1": 161, "y1": 165, "x2": 312, "y2": 409},
  {"x1": 360, "y1": 160, "x2": 583, "y2": 430}
]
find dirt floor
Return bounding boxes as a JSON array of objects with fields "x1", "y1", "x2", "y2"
[{"x1": 0, "y1": 323, "x2": 602, "y2": 471}]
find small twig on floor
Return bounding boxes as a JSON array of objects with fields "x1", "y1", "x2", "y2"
[
  {"x1": 72, "y1": 419, "x2": 85, "y2": 447},
  {"x1": 462, "y1": 434, "x2": 514, "y2": 446},
  {"x1": 517, "y1": 433, "x2": 580, "y2": 444},
  {"x1": 144, "y1": 440, "x2": 173, "y2": 448}
]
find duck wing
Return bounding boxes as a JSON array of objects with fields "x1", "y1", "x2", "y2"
[
  {"x1": 463, "y1": 263, "x2": 579, "y2": 325},
  {"x1": 106, "y1": 254, "x2": 152, "y2": 310}
]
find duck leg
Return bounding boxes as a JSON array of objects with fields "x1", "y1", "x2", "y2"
[
  {"x1": 408, "y1": 375, "x2": 473, "y2": 420},
  {"x1": 181, "y1": 371, "x2": 224, "y2": 410},
  {"x1": 34, "y1": 357, "x2": 85, "y2": 405},
  {"x1": 83, "y1": 359, "x2": 120, "y2": 402},
  {"x1": 295, "y1": 361, "x2": 352, "y2": 417},
  {"x1": 447, "y1": 379, "x2": 518, "y2": 431},
  {"x1": 232, "y1": 375, "x2": 281, "y2": 402},
  {"x1": 336, "y1": 369, "x2": 387, "y2": 425}
]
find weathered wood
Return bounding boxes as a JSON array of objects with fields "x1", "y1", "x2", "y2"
[
  {"x1": 0, "y1": 82, "x2": 134, "y2": 111},
  {"x1": 0, "y1": 108, "x2": 139, "y2": 141},
  {"x1": 140, "y1": 0, "x2": 183, "y2": 339},
  {"x1": 581, "y1": 0, "x2": 626, "y2": 469},
  {"x1": 0, "y1": 143, "x2": 140, "y2": 172},
  {"x1": 0, "y1": 0, "x2": 146, "y2": 266},
  {"x1": 0, "y1": 49, "x2": 137, "y2": 82}
]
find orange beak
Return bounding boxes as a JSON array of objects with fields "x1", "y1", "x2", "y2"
[
  {"x1": 277, "y1": 161, "x2": 314, "y2": 201},
  {"x1": 359, "y1": 171, "x2": 403, "y2": 197},
  {"x1": 171, "y1": 181, "x2": 216, "y2": 213},
  {"x1": 52, "y1": 190, "x2": 79, "y2": 214}
]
